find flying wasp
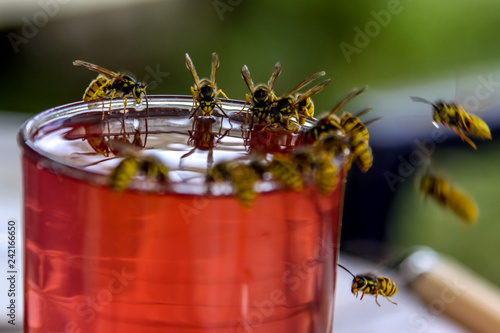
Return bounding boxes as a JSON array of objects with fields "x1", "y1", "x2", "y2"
[
  {"x1": 420, "y1": 172, "x2": 478, "y2": 224},
  {"x1": 185, "y1": 52, "x2": 229, "y2": 118},
  {"x1": 410, "y1": 97, "x2": 491, "y2": 149},
  {"x1": 240, "y1": 62, "x2": 282, "y2": 127},
  {"x1": 73, "y1": 60, "x2": 150, "y2": 120},
  {"x1": 270, "y1": 71, "x2": 330, "y2": 130},
  {"x1": 338, "y1": 264, "x2": 398, "y2": 307}
]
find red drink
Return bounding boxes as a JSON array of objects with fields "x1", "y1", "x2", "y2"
[{"x1": 20, "y1": 97, "x2": 345, "y2": 332}]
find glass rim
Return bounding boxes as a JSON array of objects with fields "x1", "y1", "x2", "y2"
[{"x1": 18, "y1": 95, "x2": 346, "y2": 196}]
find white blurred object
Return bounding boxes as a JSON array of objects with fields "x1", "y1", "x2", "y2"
[{"x1": 0, "y1": 112, "x2": 29, "y2": 332}]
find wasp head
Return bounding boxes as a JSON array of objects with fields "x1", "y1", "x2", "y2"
[
  {"x1": 199, "y1": 80, "x2": 215, "y2": 100},
  {"x1": 132, "y1": 82, "x2": 146, "y2": 104},
  {"x1": 253, "y1": 87, "x2": 269, "y2": 104},
  {"x1": 351, "y1": 275, "x2": 371, "y2": 295}
]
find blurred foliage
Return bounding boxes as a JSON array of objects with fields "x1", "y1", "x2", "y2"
[{"x1": 1, "y1": 0, "x2": 500, "y2": 113}]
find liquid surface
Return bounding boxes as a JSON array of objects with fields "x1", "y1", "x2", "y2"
[
  {"x1": 22, "y1": 97, "x2": 344, "y2": 332},
  {"x1": 30, "y1": 99, "x2": 311, "y2": 193}
]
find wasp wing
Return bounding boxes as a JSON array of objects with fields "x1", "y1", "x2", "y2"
[
  {"x1": 283, "y1": 70, "x2": 326, "y2": 98},
  {"x1": 73, "y1": 60, "x2": 123, "y2": 80},
  {"x1": 241, "y1": 65, "x2": 255, "y2": 95},
  {"x1": 328, "y1": 86, "x2": 367, "y2": 116},
  {"x1": 210, "y1": 52, "x2": 220, "y2": 85},
  {"x1": 267, "y1": 61, "x2": 282, "y2": 92},
  {"x1": 185, "y1": 53, "x2": 201, "y2": 90}
]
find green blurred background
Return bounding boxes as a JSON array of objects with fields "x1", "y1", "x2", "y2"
[{"x1": 2, "y1": 0, "x2": 500, "y2": 285}]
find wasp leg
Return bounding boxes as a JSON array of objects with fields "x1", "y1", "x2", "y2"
[
  {"x1": 101, "y1": 100, "x2": 106, "y2": 120},
  {"x1": 237, "y1": 94, "x2": 252, "y2": 125},
  {"x1": 179, "y1": 147, "x2": 196, "y2": 169},
  {"x1": 383, "y1": 295, "x2": 397, "y2": 305},
  {"x1": 374, "y1": 293, "x2": 381, "y2": 307},
  {"x1": 190, "y1": 86, "x2": 198, "y2": 113},
  {"x1": 455, "y1": 128, "x2": 477, "y2": 149},
  {"x1": 107, "y1": 90, "x2": 117, "y2": 117},
  {"x1": 121, "y1": 97, "x2": 129, "y2": 136},
  {"x1": 217, "y1": 89, "x2": 229, "y2": 100}
]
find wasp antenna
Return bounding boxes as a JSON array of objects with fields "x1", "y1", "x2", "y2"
[
  {"x1": 363, "y1": 116, "x2": 382, "y2": 127},
  {"x1": 353, "y1": 107, "x2": 372, "y2": 118},
  {"x1": 338, "y1": 264, "x2": 356, "y2": 278},
  {"x1": 189, "y1": 105, "x2": 201, "y2": 119},
  {"x1": 410, "y1": 96, "x2": 436, "y2": 106}
]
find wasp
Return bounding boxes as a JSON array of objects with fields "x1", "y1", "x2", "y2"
[
  {"x1": 420, "y1": 172, "x2": 478, "y2": 224},
  {"x1": 185, "y1": 52, "x2": 229, "y2": 118},
  {"x1": 313, "y1": 150, "x2": 340, "y2": 194},
  {"x1": 73, "y1": 60, "x2": 150, "y2": 120},
  {"x1": 267, "y1": 153, "x2": 304, "y2": 191},
  {"x1": 411, "y1": 97, "x2": 491, "y2": 149},
  {"x1": 307, "y1": 87, "x2": 367, "y2": 142},
  {"x1": 270, "y1": 71, "x2": 330, "y2": 130},
  {"x1": 308, "y1": 87, "x2": 375, "y2": 172},
  {"x1": 294, "y1": 79, "x2": 332, "y2": 126},
  {"x1": 338, "y1": 264, "x2": 398, "y2": 307},
  {"x1": 108, "y1": 142, "x2": 168, "y2": 192},
  {"x1": 288, "y1": 145, "x2": 339, "y2": 194},
  {"x1": 240, "y1": 62, "x2": 282, "y2": 127},
  {"x1": 206, "y1": 160, "x2": 262, "y2": 207},
  {"x1": 180, "y1": 116, "x2": 231, "y2": 169}
]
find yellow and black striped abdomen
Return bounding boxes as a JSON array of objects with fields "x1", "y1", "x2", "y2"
[
  {"x1": 420, "y1": 174, "x2": 478, "y2": 223},
  {"x1": 297, "y1": 97, "x2": 315, "y2": 125},
  {"x1": 350, "y1": 132, "x2": 373, "y2": 173},
  {"x1": 83, "y1": 75, "x2": 112, "y2": 101},
  {"x1": 463, "y1": 113, "x2": 492, "y2": 140},
  {"x1": 377, "y1": 277, "x2": 397, "y2": 297},
  {"x1": 109, "y1": 156, "x2": 140, "y2": 192},
  {"x1": 341, "y1": 113, "x2": 369, "y2": 142}
]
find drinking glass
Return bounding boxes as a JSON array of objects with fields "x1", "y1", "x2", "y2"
[{"x1": 19, "y1": 96, "x2": 345, "y2": 332}]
